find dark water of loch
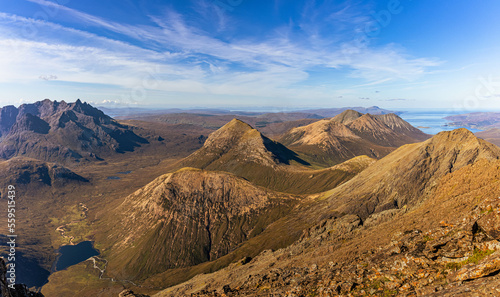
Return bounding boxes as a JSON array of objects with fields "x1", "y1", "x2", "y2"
[{"x1": 54, "y1": 241, "x2": 99, "y2": 272}]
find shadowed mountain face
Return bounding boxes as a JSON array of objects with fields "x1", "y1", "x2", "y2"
[
  {"x1": 0, "y1": 158, "x2": 89, "y2": 209},
  {"x1": 0, "y1": 157, "x2": 89, "y2": 187},
  {"x1": 0, "y1": 99, "x2": 148, "y2": 163},
  {"x1": 105, "y1": 168, "x2": 297, "y2": 279},
  {"x1": 280, "y1": 110, "x2": 430, "y2": 166}
]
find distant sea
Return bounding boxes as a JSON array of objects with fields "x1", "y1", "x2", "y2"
[{"x1": 396, "y1": 109, "x2": 483, "y2": 135}]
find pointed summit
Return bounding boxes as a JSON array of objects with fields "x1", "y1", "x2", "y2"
[
  {"x1": 225, "y1": 118, "x2": 253, "y2": 129},
  {"x1": 431, "y1": 128, "x2": 477, "y2": 143},
  {"x1": 416, "y1": 128, "x2": 500, "y2": 169},
  {"x1": 415, "y1": 128, "x2": 500, "y2": 168},
  {"x1": 331, "y1": 109, "x2": 363, "y2": 125},
  {"x1": 182, "y1": 118, "x2": 305, "y2": 169},
  {"x1": 201, "y1": 118, "x2": 260, "y2": 155}
]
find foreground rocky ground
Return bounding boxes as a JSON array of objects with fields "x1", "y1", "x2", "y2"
[{"x1": 154, "y1": 207, "x2": 500, "y2": 296}]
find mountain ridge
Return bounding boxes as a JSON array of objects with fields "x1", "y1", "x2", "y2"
[
  {"x1": 0, "y1": 99, "x2": 148, "y2": 163},
  {"x1": 174, "y1": 118, "x2": 374, "y2": 194},
  {"x1": 323, "y1": 128, "x2": 500, "y2": 219},
  {"x1": 280, "y1": 109, "x2": 429, "y2": 166}
]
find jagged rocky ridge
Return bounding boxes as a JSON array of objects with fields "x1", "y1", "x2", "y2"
[
  {"x1": 280, "y1": 110, "x2": 429, "y2": 166},
  {"x1": 0, "y1": 99, "x2": 147, "y2": 162}
]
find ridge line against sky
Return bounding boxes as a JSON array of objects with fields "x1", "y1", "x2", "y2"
[{"x1": 0, "y1": 0, "x2": 500, "y2": 110}]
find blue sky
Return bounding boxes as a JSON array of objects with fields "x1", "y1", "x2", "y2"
[{"x1": 1, "y1": 0, "x2": 500, "y2": 111}]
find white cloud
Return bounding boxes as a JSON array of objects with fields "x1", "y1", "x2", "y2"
[
  {"x1": 39, "y1": 74, "x2": 58, "y2": 80},
  {"x1": 0, "y1": 1, "x2": 443, "y2": 105}
]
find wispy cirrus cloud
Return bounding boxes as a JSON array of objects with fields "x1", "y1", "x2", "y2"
[{"x1": 0, "y1": 0, "x2": 442, "y2": 106}]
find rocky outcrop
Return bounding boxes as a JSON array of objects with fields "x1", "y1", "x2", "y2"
[
  {"x1": 477, "y1": 211, "x2": 500, "y2": 240},
  {"x1": 118, "y1": 290, "x2": 149, "y2": 297},
  {"x1": 0, "y1": 258, "x2": 44, "y2": 297}
]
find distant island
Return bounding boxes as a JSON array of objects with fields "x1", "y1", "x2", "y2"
[{"x1": 445, "y1": 112, "x2": 500, "y2": 130}]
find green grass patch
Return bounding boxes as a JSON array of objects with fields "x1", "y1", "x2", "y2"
[{"x1": 446, "y1": 249, "x2": 495, "y2": 270}]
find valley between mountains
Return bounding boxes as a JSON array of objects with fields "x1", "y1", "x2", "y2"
[{"x1": 1, "y1": 100, "x2": 500, "y2": 297}]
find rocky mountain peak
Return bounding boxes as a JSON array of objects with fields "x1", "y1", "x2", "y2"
[
  {"x1": 183, "y1": 118, "x2": 306, "y2": 170},
  {"x1": 0, "y1": 99, "x2": 147, "y2": 162},
  {"x1": 331, "y1": 109, "x2": 363, "y2": 125},
  {"x1": 225, "y1": 118, "x2": 253, "y2": 130},
  {"x1": 416, "y1": 128, "x2": 500, "y2": 169},
  {"x1": 347, "y1": 113, "x2": 390, "y2": 132},
  {"x1": 376, "y1": 113, "x2": 409, "y2": 128},
  {"x1": 284, "y1": 119, "x2": 359, "y2": 148},
  {"x1": 202, "y1": 118, "x2": 261, "y2": 152}
]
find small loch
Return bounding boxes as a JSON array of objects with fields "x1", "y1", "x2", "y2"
[{"x1": 54, "y1": 241, "x2": 99, "y2": 271}]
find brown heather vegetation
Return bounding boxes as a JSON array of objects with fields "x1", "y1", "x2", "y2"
[{"x1": 3, "y1": 100, "x2": 500, "y2": 297}]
